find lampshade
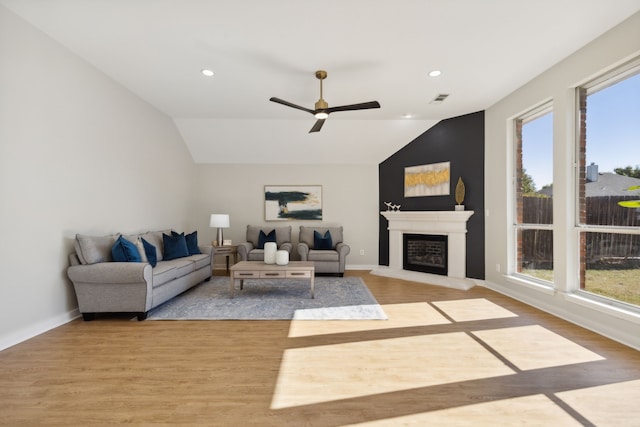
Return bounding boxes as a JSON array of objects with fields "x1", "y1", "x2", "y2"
[{"x1": 209, "y1": 214, "x2": 230, "y2": 228}]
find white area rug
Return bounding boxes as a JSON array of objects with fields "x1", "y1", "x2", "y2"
[{"x1": 146, "y1": 276, "x2": 387, "y2": 320}]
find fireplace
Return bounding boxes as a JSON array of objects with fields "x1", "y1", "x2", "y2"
[
  {"x1": 373, "y1": 210, "x2": 475, "y2": 290},
  {"x1": 403, "y1": 234, "x2": 448, "y2": 275}
]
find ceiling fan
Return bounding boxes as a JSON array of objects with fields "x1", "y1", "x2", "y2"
[{"x1": 270, "y1": 70, "x2": 381, "y2": 133}]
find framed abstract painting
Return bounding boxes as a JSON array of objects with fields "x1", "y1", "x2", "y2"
[
  {"x1": 264, "y1": 185, "x2": 323, "y2": 221},
  {"x1": 404, "y1": 161, "x2": 450, "y2": 197}
]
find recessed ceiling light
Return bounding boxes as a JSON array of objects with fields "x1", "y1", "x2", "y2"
[
  {"x1": 201, "y1": 69, "x2": 215, "y2": 77},
  {"x1": 428, "y1": 70, "x2": 442, "y2": 77},
  {"x1": 403, "y1": 113, "x2": 414, "y2": 119}
]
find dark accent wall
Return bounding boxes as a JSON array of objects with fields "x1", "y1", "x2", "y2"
[{"x1": 379, "y1": 111, "x2": 485, "y2": 279}]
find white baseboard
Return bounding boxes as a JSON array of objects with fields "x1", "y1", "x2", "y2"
[
  {"x1": 346, "y1": 264, "x2": 379, "y2": 270},
  {"x1": 0, "y1": 308, "x2": 80, "y2": 351},
  {"x1": 482, "y1": 279, "x2": 640, "y2": 351}
]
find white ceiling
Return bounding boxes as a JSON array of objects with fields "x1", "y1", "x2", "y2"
[{"x1": 3, "y1": 0, "x2": 640, "y2": 164}]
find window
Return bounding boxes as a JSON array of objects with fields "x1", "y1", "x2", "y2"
[
  {"x1": 577, "y1": 62, "x2": 640, "y2": 308},
  {"x1": 514, "y1": 104, "x2": 554, "y2": 284}
]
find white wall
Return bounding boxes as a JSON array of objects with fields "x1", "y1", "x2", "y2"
[
  {"x1": 0, "y1": 6, "x2": 197, "y2": 349},
  {"x1": 485, "y1": 12, "x2": 640, "y2": 350},
  {"x1": 6, "y1": 0, "x2": 637, "y2": 352},
  {"x1": 191, "y1": 164, "x2": 380, "y2": 268}
]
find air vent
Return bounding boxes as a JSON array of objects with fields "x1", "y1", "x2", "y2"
[{"x1": 430, "y1": 94, "x2": 449, "y2": 104}]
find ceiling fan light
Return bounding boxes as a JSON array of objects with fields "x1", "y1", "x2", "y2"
[{"x1": 315, "y1": 111, "x2": 329, "y2": 119}]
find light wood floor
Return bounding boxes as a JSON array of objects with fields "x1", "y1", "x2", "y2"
[{"x1": 1, "y1": 271, "x2": 639, "y2": 426}]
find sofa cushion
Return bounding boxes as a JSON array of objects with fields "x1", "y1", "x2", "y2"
[
  {"x1": 139, "y1": 231, "x2": 168, "y2": 262},
  {"x1": 246, "y1": 225, "x2": 292, "y2": 247},
  {"x1": 313, "y1": 230, "x2": 333, "y2": 250},
  {"x1": 185, "y1": 253, "x2": 210, "y2": 270},
  {"x1": 151, "y1": 262, "x2": 178, "y2": 287},
  {"x1": 141, "y1": 238, "x2": 157, "y2": 267},
  {"x1": 74, "y1": 240, "x2": 87, "y2": 265},
  {"x1": 184, "y1": 231, "x2": 202, "y2": 255},
  {"x1": 163, "y1": 232, "x2": 189, "y2": 260},
  {"x1": 257, "y1": 229, "x2": 276, "y2": 249},
  {"x1": 308, "y1": 249, "x2": 339, "y2": 261},
  {"x1": 75, "y1": 234, "x2": 117, "y2": 264},
  {"x1": 111, "y1": 236, "x2": 142, "y2": 262},
  {"x1": 133, "y1": 238, "x2": 148, "y2": 263},
  {"x1": 248, "y1": 249, "x2": 265, "y2": 261},
  {"x1": 300, "y1": 226, "x2": 343, "y2": 249},
  {"x1": 172, "y1": 258, "x2": 196, "y2": 277}
]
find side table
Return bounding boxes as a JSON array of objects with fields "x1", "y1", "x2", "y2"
[{"x1": 212, "y1": 244, "x2": 238, "y2": 273}]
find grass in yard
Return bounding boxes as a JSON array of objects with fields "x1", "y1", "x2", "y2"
[
  {"x1": 521, "y1": 269, "x2": 553, "y2": 282},
  {"x1": 585, "y1": 268, "x2": 640, "y2": 306},
  {"x1": 521, "y1": 268, "x2": 640, "y2": 306}
]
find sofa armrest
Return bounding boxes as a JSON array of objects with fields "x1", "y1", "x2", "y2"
[
  {"x1": 67, "y1": 262, "x2": 154, "y2": 315},
  {"x1": 297, "y1": 242, "x2": 310, "y2": 260},
  {"x1": 67, "y1": 262, "x2": 152, "y2": 285},
  {"x1": 237, "y1": 242, "x2": 254, "y2": 261},
  {"x1": 198, "y1": 245, "x2": 215, "y2": 266},
  {"x1": 199, "y1": 245, "x2": 214, "y2": 255},
  {"x1": 280, "y1": 242, "x2": 293, "y2": 253},
  {"x1": 335, "y1": 242, "x2": 350, "y2": 256}
]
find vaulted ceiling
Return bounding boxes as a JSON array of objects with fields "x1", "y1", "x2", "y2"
[{"x1": 3, "y1": 0, "x2": 640, "y2": 164}]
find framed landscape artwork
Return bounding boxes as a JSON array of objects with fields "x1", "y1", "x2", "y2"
[
  {"x1": 264, "y1": 185, "x2": 323, "y2": 221},
  {"x1": 404, "y1": 161, "x2": 450, "y2": 197}
]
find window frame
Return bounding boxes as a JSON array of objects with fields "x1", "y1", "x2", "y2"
[
  {"x1": 511, "y1": 101, "x2": 554, "y2": 287},
  {"x1": 574, "y1": 58, "x2": 640, "y2": 310}
]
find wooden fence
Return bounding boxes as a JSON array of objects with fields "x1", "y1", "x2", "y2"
[{"x1": 521, "y1": 196, "x2": 640, "y2": 268}]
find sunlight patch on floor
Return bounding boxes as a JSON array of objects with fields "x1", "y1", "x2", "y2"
[
  {"x1": 343, "y1": 394, "x2": 584, "y2": 426},
  {"x1": 432, "y1": 298, "x2": 518, "y2": 322},
  {"x1": 472, "y1": 325, "x2": 605, "y2": 371},
  {"x1": 556, "y1": 379, "x2": 640, "y2": 426},
  {"x1": 271, "y1": 332, "x2": 514, "y2": 409},
  {"x1": 288, "y1": 302, "x2": 451, "y2": 337}
]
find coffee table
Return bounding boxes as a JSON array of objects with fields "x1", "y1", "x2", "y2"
[{"x1": 229, "y1": 261, "x2": 315, "y2": 298}]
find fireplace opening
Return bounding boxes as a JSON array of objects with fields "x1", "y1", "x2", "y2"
[{"x1": 403, "y1": 234, "x2": 448, "y2": 276}]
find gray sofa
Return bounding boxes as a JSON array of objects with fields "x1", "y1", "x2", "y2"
[
  {"x1": 67, "y1": 230, "x2": 213, "y2": 321},
  {"x1": 237, "y1": 225, "x2": 293, "y2": 261},
  {"x1": 297, "y1": 226, "x2": 350, "y2": 276}
]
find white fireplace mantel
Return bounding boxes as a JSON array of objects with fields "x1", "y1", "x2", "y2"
[
  {"x1": 381, "y1": 210, "x2": 474, "y2": 234},
  {"x1": 374, "y1": 210, "x2": 475, "y2": 290}
]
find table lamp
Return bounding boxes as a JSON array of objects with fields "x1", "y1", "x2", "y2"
[{"x1": 209, "y1": 214, "x2": 230, "y2": 246}]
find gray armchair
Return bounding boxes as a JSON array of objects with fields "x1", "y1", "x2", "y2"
[
  {"x1": 297, "y1": 226, "x2": 350, "y2": 276},
  {"x1": 237, "y1": 225, "x2": 293, "y2": 261}
]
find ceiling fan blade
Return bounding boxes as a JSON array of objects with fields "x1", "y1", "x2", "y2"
[
  {"x1": 326, "y1": 101, "x2": 380, "y2": 113},
  {"x1": 309, "y1": 119, "x2": 326, "y2": 133},
  {"x1": 269, "y1": 97, "x2": 314, "y2": 114}
]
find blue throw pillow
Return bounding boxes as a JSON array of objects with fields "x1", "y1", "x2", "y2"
[
  {"x1": 185, "y1": 231, "x2": 201, "y2": 255},
  {"x1": 163, "y1": 232, "x2": 189, "y2": 260},
  {"x1": 141, "y1": 238, "x2": 157, "y2": 267},
  {"x1": 111, "y1": 236, "x2": 142, "y2": 262},
  {"x1": 313, "y1": 230, "x2": 333, "y2": 250},
  {"x1": 257, "y1": 229, "x2": 276, "y2": 249},
  {"x1": 171, "y1": 230, "x2": 201, "y2": 255}
]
